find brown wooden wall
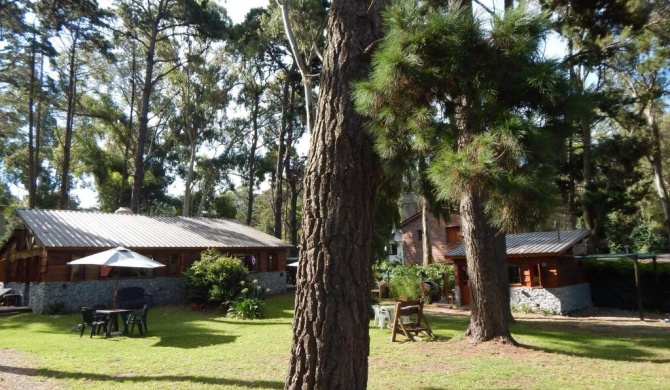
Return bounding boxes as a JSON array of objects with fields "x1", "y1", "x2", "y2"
[
  {"x1": 1, "y1": 246, "x2": 289, "y2": 284},
  {"x1": 450, "y1": 255, "x2": 587, "y2": 296}
]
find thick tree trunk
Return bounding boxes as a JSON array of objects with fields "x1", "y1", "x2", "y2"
[
  {"x1": 130, "y1": 24, "x2": 158, "y2": 214},
  {"x1": 28, "y1": 37, "x2": 37, "y2": 209},
  {"x1": 460, "y1": 186, "x2": 516, "y2": 344},
  {"x1": 120, "y1": 48, "x2": 137, "y2": 207},
  {"x1": 645, "y1": 107, "x2": 670, "y2": 248},
  {"x1": 33, "y1": 53, "x2": 44, "y2": 209},
  {"x1": 422, "y1": 199, "x2": 433, "y2": 266},
  {"x1": 246, "y1": 97, "x2": 260, "y2": 226},
  {"x1": 60, "y1": 34, "x2": 79, "y2": 209},
  {"x1": 494, "y1": 230, "x2": 514, "y2": 324},
  {"x1": 287, "y1": 165, "x2": 301, "y2": 256},
  {"x1": 284, "y1": 0, "x2": 384, "y2": 388},
  {"x1": 183, "y1": 140, "x2": 196, "y2": 216},
  {"x1": 273, "y1": 75, "x2": 291, "y2": 238}
]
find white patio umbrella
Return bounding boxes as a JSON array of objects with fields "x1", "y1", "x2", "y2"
[{"x1": 67, "y1": 247, "x2": 165, "y2": 309}]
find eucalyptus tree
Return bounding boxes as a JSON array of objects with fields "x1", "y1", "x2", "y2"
[
  {"x1": 246, "y1": 6, "x2": 310, "y2": 240},
  {"x1": 355, "y1": 1, "x2": 570, "y2": 344},
  {"x1": 285, "y1": 0, "x2": 385, "y2": 387},
  {"x1": 262, "y1": 69, "x2": 306, "y2": 239},
  {"x1": 166, "y1": 38, "x2": 234, "y2": 217},
  {"x1": 116, "y1": 0, "x2": 230, "y2": 213},
  {"x1": 540, "y1": 0, "x2": 652, "y2": 247},
  {"x1": 38, "y1": 0, "x2": 113, "y2": 209},
  {"x1": 227, "y1": 15, "x2": 282, "y2": 226},
  {"x1": 0, "y1": 1, "x2": 57, "y2": 208},
  {"x1": 602, "y1": 2, "x2": 670, "y2": 248},
  {"x1": 271, "y1": 0, "x2": 328, "y2": 133}
]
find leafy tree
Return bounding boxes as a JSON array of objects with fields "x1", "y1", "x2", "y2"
[
  {"x1": 271, "y1": 0, "x2": 328, "y2": 132},
  {"x1": 117, "y1": 0, "x2": 230, "y2": 213},
  {"x1": 355, "y1": 1, "x2": 570, "y2": 344},
  {"x1": 166, "y1": 39, "x2": 234, "y2": 216},
  {"x1": 540, "y1": 0, "x2": 652, "y2": 248},
  {"x1": 600, "y1": 3, "x2": 670, "y2": 249},
  {"x1": 39, "y1": 0, "x2": 113, "y2": 209}
]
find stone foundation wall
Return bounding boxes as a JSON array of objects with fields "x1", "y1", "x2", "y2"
[
  {"x1": 452, "y1": 283, "x2": 592, "y2": 315},
  {"x1": 510, "y1": 283, "x2": 592, "y2": 314},
  {"x1": 8, "y1": 271, "x2": 288, "y2": 313},
  {"x1": 454, "y1": 285, "x2": 463, "y2": 306},
  {"x1": 250, "y1": 271, "x2": 288, "y2": 295}
]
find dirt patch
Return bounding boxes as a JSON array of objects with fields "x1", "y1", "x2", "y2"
[
  {"x1": 426, "y1": 303, "x2": 668, "y2": 326},
  {"x1": 0, "y1": 349, "x2": 60, "y2": 390}
]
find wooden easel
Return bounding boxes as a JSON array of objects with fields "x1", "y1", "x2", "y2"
[{"x1": 390, "y1": 299, "x2": 436, "y2": 342}]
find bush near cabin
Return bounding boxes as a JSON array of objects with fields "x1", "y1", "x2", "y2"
[
  {"x1": 379, "y1": 263, "x2": 454, "y2": 302},
  {"x1": 182, "y1": 249, "x2": 249, "y2": 309}
]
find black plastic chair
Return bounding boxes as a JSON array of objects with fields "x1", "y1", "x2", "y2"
[
  {"x1": 79, "y1": 307, "x2": 107, "y2": 338},
  {"x1": 125, "y1": 304, "x2": 149, "y2": 336}
]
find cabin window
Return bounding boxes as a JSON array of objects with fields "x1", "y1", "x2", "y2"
[
  {"x1": 267, "y1": 253, "x2": 278, "y2": 272},
  {"x1": 417, "y1": 230, "x2": 423, "y2": 241},
  {"x1": 445, "y1": 226, "x2": 461, "y2": 244},
  {"x1": 168, "y1": 255, "x2": 177, "y2": 275},
  {"x1": 508, "y1": 266, "x2": 521, "y2": 284},
  {"x1": 70, "y1": 255, "x2": 84, "y2": 281},
  {"x1": 234, "y1": 254, "x2": 260, "y2": 273},
  {"x1": 387, "y1": 243, "x2": 398, "y2": 255}
]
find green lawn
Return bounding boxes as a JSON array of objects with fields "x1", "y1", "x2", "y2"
[{"x1": 1, "y1": 294, "x2": 669, "y2": 389}]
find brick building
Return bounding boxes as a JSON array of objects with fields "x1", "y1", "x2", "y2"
[{"x1": 398, "y1": 212, "x2": 461, "y2": 265}]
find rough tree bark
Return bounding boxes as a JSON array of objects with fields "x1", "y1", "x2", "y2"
[
  {"x1": 421, "y1": 199, "x2": 433, "y2": 266},
  {"x1": 284, "y1": 0, "x2": 385, "y2": 388},
  {"x1": 273, "y1": 74, "x2": 291, "y2": 238},
  {"x1": 460, "y1": 186, "x2": 515, "y2": 344}
]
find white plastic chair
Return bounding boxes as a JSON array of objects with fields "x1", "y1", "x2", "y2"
[{"x1": 372, "y1": 305, "x2": 391, "y2": 328}]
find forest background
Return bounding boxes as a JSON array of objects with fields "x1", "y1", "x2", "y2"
[{"x1": 1, "y1": 0, "x2": 669, "y2": 257}]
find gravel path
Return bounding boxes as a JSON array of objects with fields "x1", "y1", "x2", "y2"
[{"x1": 0, "y1": 349, "x2": 59, "y2": 390}]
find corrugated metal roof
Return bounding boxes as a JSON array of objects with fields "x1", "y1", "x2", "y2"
[
  {"x1": 444, "y1": 229, "x2": 590, "y2": 258},
  {"x1": 15, "y1": 209, "x2": 292, "y2": 249}
]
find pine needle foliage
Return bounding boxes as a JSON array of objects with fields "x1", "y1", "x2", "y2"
[{"x1": 354, "y1": 0, "x2": 571, "y2": 232}]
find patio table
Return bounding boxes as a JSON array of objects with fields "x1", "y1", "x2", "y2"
[{"x1": 96, "y1": 309, "x2": 131, "y2": 337}]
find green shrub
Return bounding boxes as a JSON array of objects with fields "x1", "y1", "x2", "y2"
[
  {"x1": 228, "y1": 298, "x2": 265, "y2": 319},
  {"x1": 241, "y1": 279, "x2": 268, "y2": 300},
  {"x1": 388, "y1": 264, "x2": 423, "y2": 300},
  {"x1": 386, "y1": 263, "x2": 455, "y2": 302},
  {"x1": 182, "y1": 249, "x2": 249, "y2": 308},
  {"x1": 42, "y1": 302, "x2": 66, "y2": 315}
]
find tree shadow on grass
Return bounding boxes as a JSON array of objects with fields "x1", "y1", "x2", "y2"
[
  {"x1": 0, "y1": 365, "x2": 283, "y2": 389},
  {"x1": 511, "y1": 318, "x2": 670, "y2": 363},
  {"x1": 150, "y1": 332, "x2": 238, "y2": 348},
  {"x1": 210, "y1": 318, "x2": 292, "y2": 326}
]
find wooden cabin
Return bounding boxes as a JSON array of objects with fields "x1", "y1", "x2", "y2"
[
  {"x1": 0, "y1": 208, "x2": 292, "y2": 312},
  {"x1": 444, "y1": 230, "x2": 592, "y2": 314}
]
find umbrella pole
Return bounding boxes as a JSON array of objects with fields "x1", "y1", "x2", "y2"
[{"x1": 113, "y1": 269, "x2": 119, "y2": 310}]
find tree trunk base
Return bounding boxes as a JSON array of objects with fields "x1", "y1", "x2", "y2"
[{"x1": 465, "y1": 327, "x2": 518, "y2": 346}]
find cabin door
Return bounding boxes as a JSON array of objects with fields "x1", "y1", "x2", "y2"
[{"x1": 461, "y1": 284, "x2": 471, "y2": 305}]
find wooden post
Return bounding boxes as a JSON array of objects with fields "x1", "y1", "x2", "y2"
[
  {"x1": 632, "y1": 256, "x2": 644, "y2": 321},
  {"x1": 653, "y1": 255, "x2": 659, "y2": 308}
]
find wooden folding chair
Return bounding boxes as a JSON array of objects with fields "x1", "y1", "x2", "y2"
[{"x1": 390, "y1": 299, "x2": 436, "y2": 342}]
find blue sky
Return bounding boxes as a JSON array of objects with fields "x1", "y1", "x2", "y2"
[{"x1": 220, "y1": 0, "x2": 269, "y2": 23}]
